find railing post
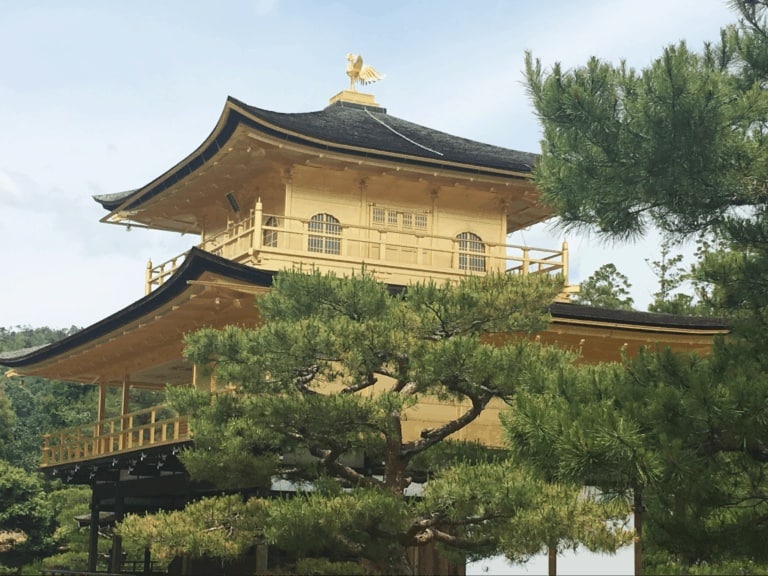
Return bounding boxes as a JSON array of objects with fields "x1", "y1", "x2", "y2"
[
  {"x1": 56, "y1": 433, "x2": 64, "y2": 464},
  {"x1": 561, "y1": 241, "x2": 569, "y2": 285},
  {"x1": 522, "y1": 248, "x2": 530, "y2": 275},
  {"x1": 150, "y1": 409, "x2": 156, "y2": 444},
  {"x1": 254, "y1": 199, "x2": 263, "y2": 252},
  {"x1": 41, "y1": 435, "x2": 51, "y2": 466},
  {"x1": 128, "y1": 416, "x2": 134, "y2": 449},
  {"x1": 145, "y1": 259, "x2": 153, "y2": 295}
]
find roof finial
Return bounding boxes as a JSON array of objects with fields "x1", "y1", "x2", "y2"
[{"x1": 345, "y1": 54, "x2": 384, "y2": 92}]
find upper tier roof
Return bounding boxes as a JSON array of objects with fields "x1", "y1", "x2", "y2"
[
  {"x1": 94, "y1": 96, "x2": 539, "y2": 214},
  {"x1": 234, "y1": 98, "x2": 537, "y2": 173}
]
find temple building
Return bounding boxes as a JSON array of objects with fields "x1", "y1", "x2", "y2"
[{"x1": 0, "y1": 68, "x2": 728, "y2": 574}]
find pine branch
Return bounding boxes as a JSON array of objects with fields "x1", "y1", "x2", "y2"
[
  {"x1": 308, "y1": 444, "x2": 382, "y2": 488},
  {"x1": 341, "y1": 371, "x2": 377, "y2": 394},
  {"x1": 400, "y1": 391, "x2": 490, "y2": 459},
  {"x1": 402, "y1": 512, "x2": 502, "y2": 549}
]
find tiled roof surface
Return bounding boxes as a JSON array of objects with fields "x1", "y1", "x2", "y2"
[{"x1": 234, "y1": 97, "x2": 537, "y2": 173}]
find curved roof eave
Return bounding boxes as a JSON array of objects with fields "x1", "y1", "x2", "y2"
[
  {"x1": 1, "y1": 255, "x2": 728, "y2": 371},
  {"x1": 0, "y1": 248, "x2": 274, "y2": 368},
  {"x1": 97, "y1": 96, "x2": 539, "y2": 215}
]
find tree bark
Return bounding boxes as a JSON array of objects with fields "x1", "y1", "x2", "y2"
[
  {"x1": 548, "y1": 545, "x2": 557, "y2": 576},
  {"x1": 633, "y1": 491, "x2": 643, "y2": 576}
]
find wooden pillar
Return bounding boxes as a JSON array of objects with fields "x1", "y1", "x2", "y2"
[
  {"x1": 254, "y1": 198, "x2": 263, "y2": 251},
  {"x1": 143, "y1": 547, "x2": 152, "y2": 574},
  {"x1": 95, "y1": 383, "x2": 107, "y2": 456},
  {"x1": 110, "y1": 494, "x2": 124, "y2": 574},
  {"x1": 121, "y1": 375, "x2": 131, "y2": 449},
  {"x1": 121, "y1": 375, "x2": 131, "y2": 417},
  {"x1": 87, "y1": 490, "x2": 100, "y2": 572},
  {"x1": 254, "y1": 544, "x2": 268, "y2": 575}
]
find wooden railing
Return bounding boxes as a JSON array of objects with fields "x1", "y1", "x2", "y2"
[
  {"x1": 41, "y1": 406, "x2": 190, "y2": 467},
  {"x1": 146, "y1": 203, "x2": 571, "y2": 293}
]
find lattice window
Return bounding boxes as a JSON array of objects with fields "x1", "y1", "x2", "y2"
[
  {"x1": 371, "y1": 206, "x2": 429, "y2": 231},
  {"x1": 263, "y1": 216, "x2": 279, "y2": 248},
  {"x1": 457, "y1": 231, "x2": 486, "y2": 272},
  {"x1": 308, "y1": 213, "x2": 341, "y2": 254}
]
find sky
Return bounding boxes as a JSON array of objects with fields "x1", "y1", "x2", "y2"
[{"x1": 0, "y1": 1, "x2": 739, "y2": 573}]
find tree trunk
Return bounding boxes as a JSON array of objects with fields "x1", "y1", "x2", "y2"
[
  {"x1": 548, "y1": 545, "x2": 557, "y2": 576},
  {"x1": 633, "y1": 491, "x2": 643, "y2": 576}
]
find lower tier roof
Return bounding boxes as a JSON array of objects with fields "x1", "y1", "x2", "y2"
[{"x1": 1, "y1": 248, "x2": 729, "y2": 385}]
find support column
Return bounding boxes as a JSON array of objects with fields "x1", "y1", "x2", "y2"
[
  {"x1": 87, "y1": 490, "x2": 100, "y2": 572},
  {"x1": 110, "y1": 494, "x2": 124, "y2": 574},
  {"x1": 97, "y1": 383, "x2": 107, "y2": 455},
  {"x1": 254, "y1": 544, "x2": 268, "y2": 575},
  {"x1": 121, "y1": 375, "x2": 131, "y2": 417},
  {"x1": 121, "y1": 375, "x2": 131, "y2": 450}
]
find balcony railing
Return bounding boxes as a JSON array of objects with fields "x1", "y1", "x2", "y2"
[
  {"x1": 41, "y1": 406, "x2": 190, "y2": 467},
  {"x1": 146, "y1": 203, "x2": 570, "y2": 294}
]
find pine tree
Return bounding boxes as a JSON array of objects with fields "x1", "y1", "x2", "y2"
[
  {"x1": 574, "y1": 263, "x2": 635, "y2": 310},
  {"x1": 521, "y1": 0, "x2": 768, "y2": 570},
  {"x1": 117, "y1": 270, "x2": 631, "y2": 574}
]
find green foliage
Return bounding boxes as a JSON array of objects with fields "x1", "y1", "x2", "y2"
[
  {"x1": 505, "y1": 342, "x2": 768, "y2": 566},
  {"x1": 0, "y1": 393, "x2": 14, "y2": 462},
  {"x1": 0, "y1": 326, "x2": 79, "y2": 354},
  {"x1": 118, "y1": 494, "x2": 269, "y2": 564},
  {"x1": 421, "y1": 459, "x2": 631, "y2": 564},
  {"x1": 525, "y1": 0, "x2": 768, "y2": 328},
  {"x1": 524, "y1": 4, "x2": 768, "y2": 568},
  {"x1": 574, "y1": 263, "x2": 635, "y2": 310},
  {"x1": 525, "y1": 41, "x2": 743, "y2": 239},
  {"x1": 118, "y1": 269, "x2": 630, "y2": 571},
  {"x1": 0, "y1": 461, "x2": 56, "y2": 572},
  {"x1": 40, "y1": 485, "x2": 93, "y2": 572}
]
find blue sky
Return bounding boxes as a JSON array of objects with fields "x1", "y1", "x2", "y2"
[{"x1": 0, "y1": 1, "x2": 739, "y2": 573}]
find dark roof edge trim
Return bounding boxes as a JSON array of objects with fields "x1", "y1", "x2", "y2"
[
  {"x1": 550, "y1": 301, "x2": 729, "y2": 331},
  {"x1": 105, "y1": 97, "x2": 534, "y2": 214},
  {"x1": 1, "y1": 248, "x2": 274, "y2": 367}
]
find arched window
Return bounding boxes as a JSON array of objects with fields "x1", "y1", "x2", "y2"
[
  {"x1": 308, "y1": 213, "x2": 341, "y2": 255},
  {"x1": 263, "y1": 216, "x2": 279, "y2": 248},
  {"x1": 456, "y1": 232, "x2": 486, "y2": 272}
]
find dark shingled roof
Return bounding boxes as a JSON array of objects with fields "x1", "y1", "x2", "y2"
[
  {"x1": 94, "y1": 96, "x2": 538, "y2": 213},
  {"x1": 234, "y1": 98, "x2": 537, "y2": 173},
  {"x1": 549, "y1": 301, "x2": 728, "y2": 331}
]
